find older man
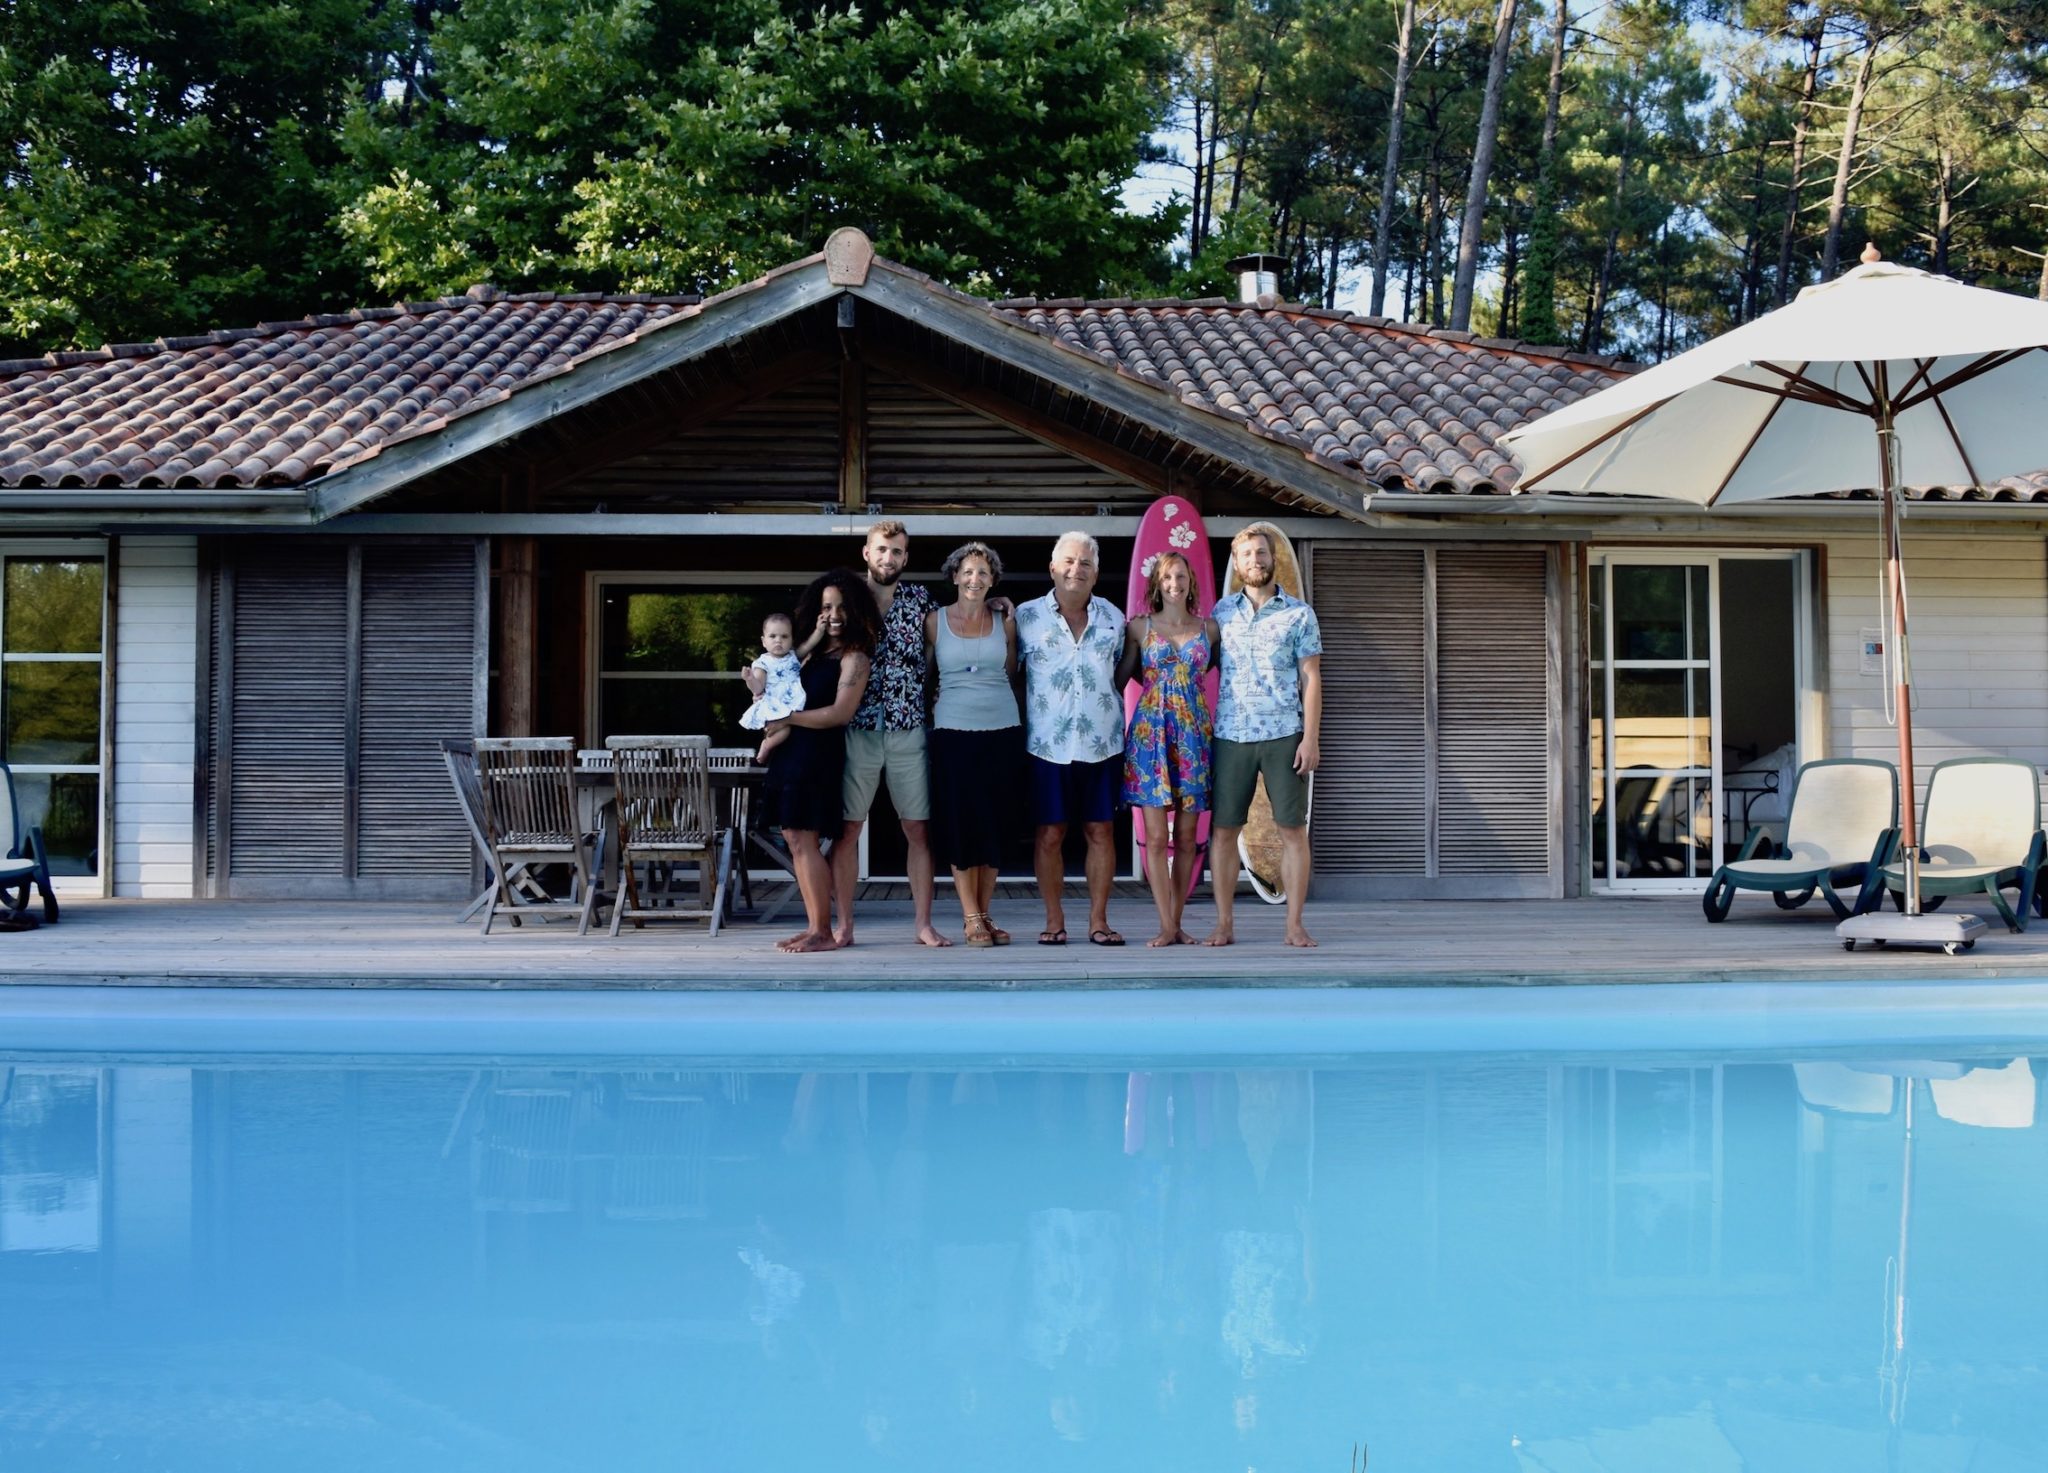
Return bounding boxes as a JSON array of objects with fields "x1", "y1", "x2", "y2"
[
  {"x1": 1206, "y1": 524, "x2": 1322, "y2": 948},
  {"x1": 1015, "y1": 531, "x2": 1127, "y2": 946}
]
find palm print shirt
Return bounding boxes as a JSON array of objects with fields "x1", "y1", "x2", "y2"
[
  {"x1": 851, "y1": 581, "x2": 936, "y2": 732},
  {"x1": 1212, "y1": 589, "x2": 1322, "y2": 743},
  {"x1": 1016, "y1": 592, "x2": 1127, "y2": 764}
]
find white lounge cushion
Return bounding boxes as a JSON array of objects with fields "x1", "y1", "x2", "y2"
[{"x1": 1779, "y1": 762, "x2": 1895, "y2": 868}]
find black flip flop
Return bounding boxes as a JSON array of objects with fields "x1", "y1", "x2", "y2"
[
  {"x1": 1037, "y1": 927, "x2": 1068, "y2": 946},
  {"x1": 1088, "y1": 928, "x2": 1126, "y2": 947}
]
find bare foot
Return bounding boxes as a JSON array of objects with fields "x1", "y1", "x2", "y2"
[
  {"x1": 1202, "y1": 924, "x2": 1234, "y2": 947},
  {"x1": 832, "y1": 926, "x2": 856, "y2": 948},
  {"x1": 781, "y1": 928, "x2": 815, "y2": 948},
  {"x1": 1174, "y1": 929, "x2": 1198, "y2": 945},
  {"x1": 776, "y1": 930, "x2": 838, "y2": 953},
  {"x1": 1147, "y1": 930, "x2": 1179, "y2": 948},
  {"x1": 1284, "y1": 927, "x2": 1318, "y2": 948},
  {"x1": 916, "y1": 925, "x2": 953, "y2": 948}
]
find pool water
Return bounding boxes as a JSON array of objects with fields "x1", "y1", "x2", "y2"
[{"x1": 3, "y1": 985, "x2": 2046, "y2": 1470}]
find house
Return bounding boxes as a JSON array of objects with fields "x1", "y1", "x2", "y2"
[{"x1": 3, "y1": 229, "x2": 2043, "y2": 905}]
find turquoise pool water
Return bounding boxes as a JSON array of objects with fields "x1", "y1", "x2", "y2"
[{"x1": 3, "y1": 984, "x2": 2046, "y2": 1470}]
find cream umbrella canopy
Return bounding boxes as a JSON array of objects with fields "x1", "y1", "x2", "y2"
[{"x1": 1502, "y1": 247, "x2": 2048, "y2": 942}]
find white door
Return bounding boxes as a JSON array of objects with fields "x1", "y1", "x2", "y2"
[{"x1": 1590, "y1": 553, "x2": 1807, "y2": 892}]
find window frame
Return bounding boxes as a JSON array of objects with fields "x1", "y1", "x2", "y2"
[{"x1": 0, "y1": 538, "x2": 110, "y2": 891}]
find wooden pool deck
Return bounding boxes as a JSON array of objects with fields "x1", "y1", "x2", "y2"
[{"x1": 9, "y1": 886, "x2": 2048, "y2": 989}]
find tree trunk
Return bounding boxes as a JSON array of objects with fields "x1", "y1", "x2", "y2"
[
  {"x1": 1518, "y1": 2, "x2": 1572, "y2": 343},
  {"x1": 1326, "y1": 233, "x2": 1341, "y2": 308},
  {"x1": 1587, "y1": 108, "x2": 1633, "y2": 353},
  {"x1": 1932, "y1": 146, "x2": 1953, "y2": 275},
  {"x1": 1370, "y1": 0, "x2": 1419, "y2": 317},
  {"x1": 1189, "y1": 89, "x2": 1209, "y2": 254},
  {"x1": 1740, "y1": 135, "x2": 1768, "y2": 321},
  {"x1": 1774, "y1": 19, "x2": 1825, "y2": 307},
  {"x1": 1426, "y1": 137, "x2": 1445, "y2": 325},
  {"x1": 1820, "y1": 33, "x2": 1878, "y2": 280},
  {"x1": 1500, "y1": 214, "x2": 1521, "y2": 335},
  {"x1": 1450, "y1": 0, "x2": 1521, "y2": 330}
]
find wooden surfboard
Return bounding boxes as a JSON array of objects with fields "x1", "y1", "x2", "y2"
[
  {"x1": 1123, "y1": 495, "x2": 1219, "y2": 896},
  {"x1": 1220, "y1": 521, "x2": 1310, "y2": 905}
]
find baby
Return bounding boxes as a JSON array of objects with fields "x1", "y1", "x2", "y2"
[{"x1": 739, "y1": 613, "x2": 805, "y2": 762}]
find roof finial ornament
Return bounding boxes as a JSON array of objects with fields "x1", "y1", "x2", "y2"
[
  {"x1": 824, "y1": 227, "x2": 874, "y2": 287},
  {"x1": 1861, "y1": 242, "x2": 1882, "y2": 265}
]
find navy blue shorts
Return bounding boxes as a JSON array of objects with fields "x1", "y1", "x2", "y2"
[{"x1": 1028, "y1": 754, "x2": 1121, "y2": 827}]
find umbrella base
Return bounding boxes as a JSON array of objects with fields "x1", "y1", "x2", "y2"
[{"x1": 1837, "y1": 912, "x2": 1989, "y2": 956}]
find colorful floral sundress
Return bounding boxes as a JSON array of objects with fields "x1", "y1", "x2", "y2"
[{"x1": 1121, "y1": 627, "x2": 1213, "y2": 812}]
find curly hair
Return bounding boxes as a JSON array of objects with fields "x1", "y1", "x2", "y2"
[
  {"x1": 938, "y1": 541, "x2": 1004, "y2": 586},
  {"x1": 1144, "y1": 550, "x2": 1198, "y2": 615},
  {"x1": 794, "y1": 568, "x2": 882, "y2": 655}
]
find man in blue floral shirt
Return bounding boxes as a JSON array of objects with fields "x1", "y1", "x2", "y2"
[
  {"x1": 1016, "y1": 531, "x2": 1127, "y2": 946},
  {"x1": 1206, "y1": 524, "x2": 1322, "y2": 948}
]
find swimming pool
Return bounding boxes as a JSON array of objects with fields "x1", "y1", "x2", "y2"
[{"x1": 3, "y1": 984, "x2": 2045, "y2": 1469}]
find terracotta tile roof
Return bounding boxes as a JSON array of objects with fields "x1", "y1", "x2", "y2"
[
  {"x1": 991, "y1": 297, "x2": 1629, "y2": 495},
  {"x1": 0, "y1": 285, "x2": 703, "y2": 489},
  {"x1": 4, "y1": 254, "x2": 2044, "y2": 503}
]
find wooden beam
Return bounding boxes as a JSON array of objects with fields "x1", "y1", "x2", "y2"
[
  {"x1": 496, "y1": 535, "x2": 539, "y2": 737},
  {"x1": 839, "y1": 359, "x2": 867, "y2": 513}
]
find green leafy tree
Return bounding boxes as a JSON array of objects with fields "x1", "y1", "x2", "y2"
[
  {"x1": 335, "y1": 0, "x2": 1182, "y2": 299},
  {"x1": 0, "y1": 0, "x2": 398, "y2": 354}
]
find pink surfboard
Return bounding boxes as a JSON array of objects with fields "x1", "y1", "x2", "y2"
[{"x1": 1123, "y1": 495, "x2": 1220, "y2": 896}]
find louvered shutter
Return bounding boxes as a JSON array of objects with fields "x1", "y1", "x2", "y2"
[
  {"x1": 211, "y1": 539, "x2": 481, "y2": 897},
  {"x1": 1310, "y1": 549, "x2": 1428, "y2": 874},
  {"x1": 226, "y1": 546, "x2": 350, "y2": 878},
  {"x1": 1436, "y1": 549, "x2": 1553, "y2": 876},
  {"x1": 358, "y1": 545, "x2": 479, "y2": 877},
  {"x1": 1304, "y1": 541, "x2": 1559, "y2": 897}
]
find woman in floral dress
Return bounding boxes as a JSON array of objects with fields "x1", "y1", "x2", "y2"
[{"x1": 1116, "y1": 551, "x2": 1220, "y2": 947}]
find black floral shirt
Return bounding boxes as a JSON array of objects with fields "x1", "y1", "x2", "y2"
[{"x1": 852, "y1": 581, "x2": 935, "y2": 732}]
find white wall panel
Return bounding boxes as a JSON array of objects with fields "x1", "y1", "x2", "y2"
[
  {"x1": 113, "y1": 538, "x2": 198, "y2": 896},
  {"x1": 1823, "y1": 532, "x2": 2048, "y2": 814}
]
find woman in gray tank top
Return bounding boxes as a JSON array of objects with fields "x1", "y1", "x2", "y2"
[{"x1": 923, "y1": 542, "x2": 1023, "y2": 947}]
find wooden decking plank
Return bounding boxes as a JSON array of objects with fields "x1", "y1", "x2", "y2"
[{"x1": 3, "y1": 892, "x2": 2046, "y2": 989}]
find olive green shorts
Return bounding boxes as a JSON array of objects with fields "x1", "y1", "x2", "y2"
[{"x1": 1211, "y1": 735, "x2": 1309, "y2": 829}]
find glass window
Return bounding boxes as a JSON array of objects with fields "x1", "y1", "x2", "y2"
[
  {"x1": 596, "y1": 584, "x2": 812, "y2": 744},
  {"x1": 0, "y1": 555, "x2": 104, "y2": 880}
]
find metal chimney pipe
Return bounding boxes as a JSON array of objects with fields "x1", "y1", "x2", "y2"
[{"x1": 1225, "y1": 254, "x2": 1286, "y2": 305}]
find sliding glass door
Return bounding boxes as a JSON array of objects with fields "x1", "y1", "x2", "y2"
[{"x1": 1589, "y1": 553, "x2": 1805, "y2": 892}]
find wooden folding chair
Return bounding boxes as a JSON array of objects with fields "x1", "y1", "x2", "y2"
[
  {"x1": 605, "y1": 736, "x2": 726, "y2": 936},
  {"x1": 473, "y1": 737, "x2": 601, "y2": 936}
]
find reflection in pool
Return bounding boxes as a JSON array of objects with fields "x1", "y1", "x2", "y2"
[{"x1": 2, "y1": 992, "x2": 2046, "y2": 1470}]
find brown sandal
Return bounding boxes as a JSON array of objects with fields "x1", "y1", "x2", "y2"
[{"x1": 964, "y1": 913, "x2": 997, "y2": 949}]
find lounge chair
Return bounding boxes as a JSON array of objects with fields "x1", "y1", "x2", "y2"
[
  {"x1": 1702, "y1": 758, "x2": 1896, "y2": 922},
  {"x1": 605, "y1": 736, "x2": 727, "y2": 937},
  {"x1": 472, "y1": 737, "x2": 602, "y2": 936},
  {"x1": 1879, "y1": 756, "x2": 2046, "y2": 933},
  {"x1": 0, "y1": 762, "x2": 58, "y2": 925}
]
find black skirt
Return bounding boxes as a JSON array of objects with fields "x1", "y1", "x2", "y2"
[{"x1": 928, "y1": 725, "x2": 1024, "y2": 870}]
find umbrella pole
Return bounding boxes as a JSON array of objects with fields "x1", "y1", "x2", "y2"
[{"x1": 1878, "y1": 383, "x2": 1921, "y2": 916}]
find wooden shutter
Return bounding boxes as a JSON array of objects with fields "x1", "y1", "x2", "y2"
[
  {"x1": 1305, "y1": 541, "x2": 1559, "y2": 897},
  {"x1": 1436, "y1": 549, "x2": 1553, "y2": 875},
  {"x1": 358, "y1": 545, "x2": 480, "y2": 877},
  {"x1": 225, "y1": 546, "x2": 350, "y2": 878},
  {"x1": 1310, "y1": 549, "x2": 1428, "y2": 874},
  {"x1": 211, "y1": 539, "x2": 481, "y2": 897}
]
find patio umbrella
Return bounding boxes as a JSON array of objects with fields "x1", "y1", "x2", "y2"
[{"x1": 1502, "y1": 246, "x2": 2048, "y2": 944}]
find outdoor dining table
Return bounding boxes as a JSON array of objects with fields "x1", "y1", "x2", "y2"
[{"x1": 574, "y1": 746, "x2": 801, "y2": 927}]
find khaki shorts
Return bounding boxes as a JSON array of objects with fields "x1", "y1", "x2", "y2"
[
  {"x1": 843, "y1": 727, "x2": 931, "y2": 822},
  {"x1": 1212, "y1": 735, "x2": 1309, "y2": 829}
]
